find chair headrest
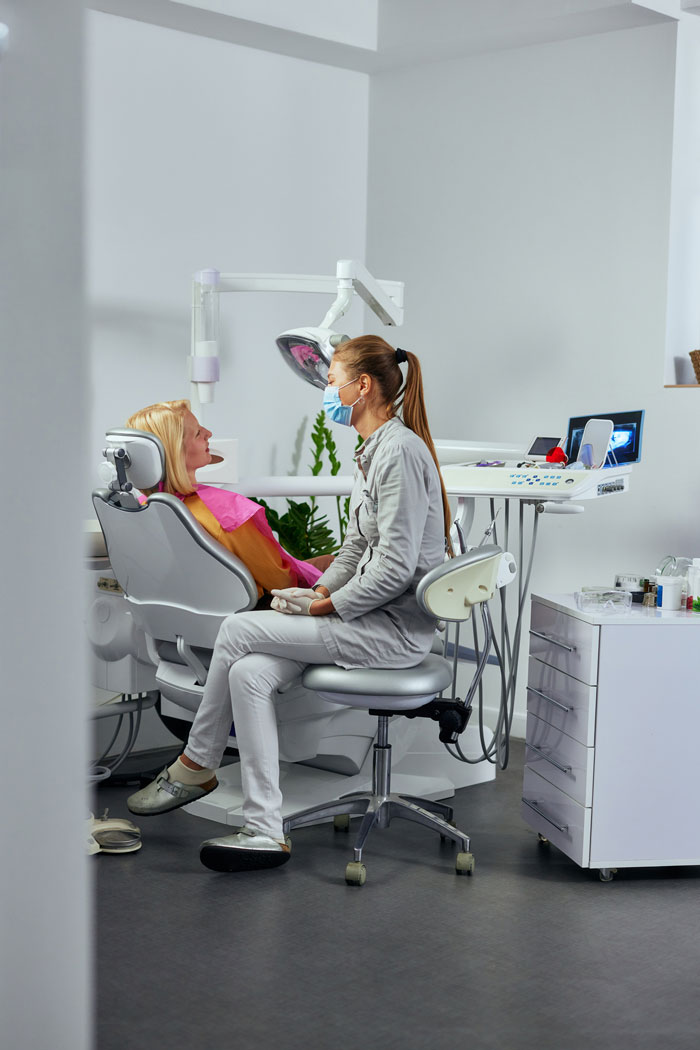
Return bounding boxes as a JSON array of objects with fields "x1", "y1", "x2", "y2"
[{"x1": 103, "y1": 429, "x2": 166, "y2": 492}]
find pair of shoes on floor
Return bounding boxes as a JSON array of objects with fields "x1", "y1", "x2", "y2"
[
  {"x1": 126, "y1": 767, "x2": 218, "y2": 816},
  {"x1": 200, "y1": 826, "x2": 292, "y2": 872},
  {"x1": 87, "y1": 811, "x2": 141, "y2": 855}
]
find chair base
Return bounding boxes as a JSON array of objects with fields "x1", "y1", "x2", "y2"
[{"x1": 283, "y1": 788, "x2": 470, "y2": 863}]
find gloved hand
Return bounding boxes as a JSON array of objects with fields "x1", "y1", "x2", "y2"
[{"x1": 270, "y1": 587, "x2": 321, "y2": 616}]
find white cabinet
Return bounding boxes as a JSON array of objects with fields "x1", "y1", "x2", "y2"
[{"x1": 521, "y1": 594, "x2": 700, "y2": 880}]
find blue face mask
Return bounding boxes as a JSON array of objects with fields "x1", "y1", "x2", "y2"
[{"x1": 323, "y1": 378, "x2": 361, "y2": 427}]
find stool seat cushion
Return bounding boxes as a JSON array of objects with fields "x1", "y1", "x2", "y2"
[{"x1": 302, "y1": 653, "x2": 452, "y2": 706}]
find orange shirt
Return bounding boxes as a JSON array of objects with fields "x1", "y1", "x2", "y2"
[{"x1": 183, "y1": 493, "x2": 297, "y2": 598}]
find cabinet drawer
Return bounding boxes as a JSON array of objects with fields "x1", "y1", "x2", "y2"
[
  {"x1": 526, "y1": 656, "x2": 597, "y2": 746},
  {"x1": 530, "y1": 601, "x2": 600, "y2": 685},
  {"x1": 521, "y1": 767, "x2": 591, "y2": 868},
  {"x1": 525, "y1": 712, "x2": 594, "y2": 806}
]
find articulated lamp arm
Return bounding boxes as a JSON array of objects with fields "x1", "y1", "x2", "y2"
[{"x1": 190, "y1": 260, "x2": 404, "y2": 406}]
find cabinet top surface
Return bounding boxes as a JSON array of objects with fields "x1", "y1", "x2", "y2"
[{"x1": 532, "y1": 593, "x2": 700, "y2": 627}]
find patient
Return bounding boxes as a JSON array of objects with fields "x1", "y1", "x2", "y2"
[{"x1": 125, "y1": 399, "x2": 332, "y2": 600}]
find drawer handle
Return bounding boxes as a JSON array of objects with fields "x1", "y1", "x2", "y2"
[
  {"x1": 526, "y1": 686, "x2": 572, "y2": 712},
  {"x1": 530, "y1": 629, "x2": 577, "y2": 653},
  {"x1": 522, "y1": 797, "x2": 569, "y2": 834},
  {"x1": 526, "y1": 744, "x2": 572, "y2": 775}
]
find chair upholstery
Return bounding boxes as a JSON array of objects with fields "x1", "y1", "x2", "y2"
[{"x1": 302, "y1": 654, "x2": 452, "y2": 709}]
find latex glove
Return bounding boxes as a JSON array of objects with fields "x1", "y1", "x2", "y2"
[{"x1": 270, "y1": 587, "x2": 320, "y2": 615}]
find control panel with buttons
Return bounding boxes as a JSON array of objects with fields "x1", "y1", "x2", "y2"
[{"x1": 440, "y1": 464, "x2": 631, "y2": 500}]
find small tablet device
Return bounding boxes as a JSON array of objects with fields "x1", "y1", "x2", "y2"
[{"x1": 525, "y1": 436, "x2": 562, "y2": 459}]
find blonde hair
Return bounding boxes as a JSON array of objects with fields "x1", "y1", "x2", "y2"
[
  {"x1": 125, "y1": 399, "x2": 194, "y2": 495},
  {"x1": 333, "y1": 335, "x2": 453, "y2": 555}
]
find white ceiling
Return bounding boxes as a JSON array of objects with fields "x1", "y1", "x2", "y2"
[{"x1": 91, "y1": 0, "x2": 692, "y2": 71}]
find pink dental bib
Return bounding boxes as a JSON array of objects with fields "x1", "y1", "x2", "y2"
[{"x1": 185, "y1": 485, "x2": 322, "y2": 588}]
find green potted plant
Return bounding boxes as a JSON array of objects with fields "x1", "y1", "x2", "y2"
[{"x1": 253, "y1": 411, "x2": 355, "y2": 560}]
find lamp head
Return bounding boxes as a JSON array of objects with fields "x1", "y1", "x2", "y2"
[{"x1": 275, "y1": 327, "x2": 350, "y2": 390}]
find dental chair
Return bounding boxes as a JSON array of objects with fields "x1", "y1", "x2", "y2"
[
  {"x1": 92, "y1": 429, "x2": 385, "y2": 817},
  {"x1": 283, "y1": 545, "x2": 503, "y2": 886},
  {"x1": 93, "y1": 430, "x2": 504, "y2": 844}
]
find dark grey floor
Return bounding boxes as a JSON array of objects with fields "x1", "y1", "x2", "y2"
[{"x1": 94, "y1": 742, "x2": 700, "y2": 1050}]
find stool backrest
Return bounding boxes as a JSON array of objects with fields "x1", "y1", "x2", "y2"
[{"x1": 416, "y1": 545, "x2": 502, "y2": 622}]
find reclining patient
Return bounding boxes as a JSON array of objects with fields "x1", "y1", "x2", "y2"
[{"x1": 125, "y1": 399, "x2": 330, "y2": 600}]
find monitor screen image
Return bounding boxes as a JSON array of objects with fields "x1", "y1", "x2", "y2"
[{"x1": 565, "y1": 410, "x2": 645, "y2": 467}]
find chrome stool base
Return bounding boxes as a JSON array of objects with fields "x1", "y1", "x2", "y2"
[{"x1": 283, "y1": 715, "x2": 471, "y2": 866}]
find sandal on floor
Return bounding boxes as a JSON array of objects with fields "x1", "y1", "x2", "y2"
[
  {"x1": 200, "y1": 827, "x2": 291, "y2": 872},
  {"x1": 87, "y1": 811, "x2": 142, "y2": 855}
]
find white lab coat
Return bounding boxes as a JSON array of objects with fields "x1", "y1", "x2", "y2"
[{"x1": 316, "y1": 416, "x2": 445, "y2": 669}]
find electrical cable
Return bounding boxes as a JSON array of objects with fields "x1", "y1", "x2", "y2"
[
  {"x1": 90, "y1": 692, "x2": 151, "y2": 780},
  {"x1": 442, "y1": 498, "x2": 541, "y2": 770},
  {"x1": 95, "y1": 709, "x2": 124, "y2": 766}
]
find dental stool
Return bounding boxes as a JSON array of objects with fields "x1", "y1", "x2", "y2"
[{"x1": 283, "y1": 545, "x2": 503, "y2": 886}]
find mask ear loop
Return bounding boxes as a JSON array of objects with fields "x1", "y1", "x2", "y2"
[{"x1": 338, "y1": 377, "x2": 363, "y2": 405}]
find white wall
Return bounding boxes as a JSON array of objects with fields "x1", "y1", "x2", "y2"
[
  {"x1": 665, "y1": 15, "x2": 700, "y2": 383},
  {"x1": 0, "y1": 1, "x2": 91, "y2": 1046},
  {"x1": 367, "y1": 22, "x2": 687, "y2": 729},
  {"x1": 87, "y1": 10, "x2": 370, "y2": 495}
]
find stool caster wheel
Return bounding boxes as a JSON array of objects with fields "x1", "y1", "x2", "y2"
[
  {"x1": 333, "y1": 815, "x2": 351, "y2": 833},
  {"x1": 537, "y1": 833, "x2": 549, "y2": 845},
  {"x1": 455, "y1": 852, "x2": 475, "y2": 876},
  {"x1": 599, "y1": 868, "x2": 617, "y2": 883},
  {"x1": 345, "y1": 861, "x2": 366, "y2": 886}
]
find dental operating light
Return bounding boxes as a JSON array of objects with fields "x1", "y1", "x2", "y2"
[
  {"x1": 190, "y1": 260, "x2": 404, "y2": 404},
  {"x1": 275, "y1": 327, "x2": 350, "y2": 390}
]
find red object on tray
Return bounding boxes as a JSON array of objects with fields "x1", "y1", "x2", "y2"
[{"x1": 546, "y1": 446, "x2": 568, "y2": 464}]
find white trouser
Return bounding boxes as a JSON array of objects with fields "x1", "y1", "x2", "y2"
[{"x1": 184, "y1": 611, "x2": 334, "y2": 841}]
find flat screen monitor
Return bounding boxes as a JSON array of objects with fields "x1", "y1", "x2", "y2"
[{"x1": 564, "y1": 410, "x2": 645, "y2": 467}]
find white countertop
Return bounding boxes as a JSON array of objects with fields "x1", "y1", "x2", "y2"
[{"x1": 533, "y1": 592, "x2": 700, "y2": 627}]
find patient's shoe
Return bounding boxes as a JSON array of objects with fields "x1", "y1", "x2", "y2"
[
  {"x1": 127, "y1": 766, "x2": 218, "y2": 816},
  {"x1": 200, "y1": 827, "x2": 291, "y2": 872}
]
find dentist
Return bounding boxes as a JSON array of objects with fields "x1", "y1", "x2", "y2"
[{"x1": 127, "y1": 335, "x2": 453, "y2": 872}]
